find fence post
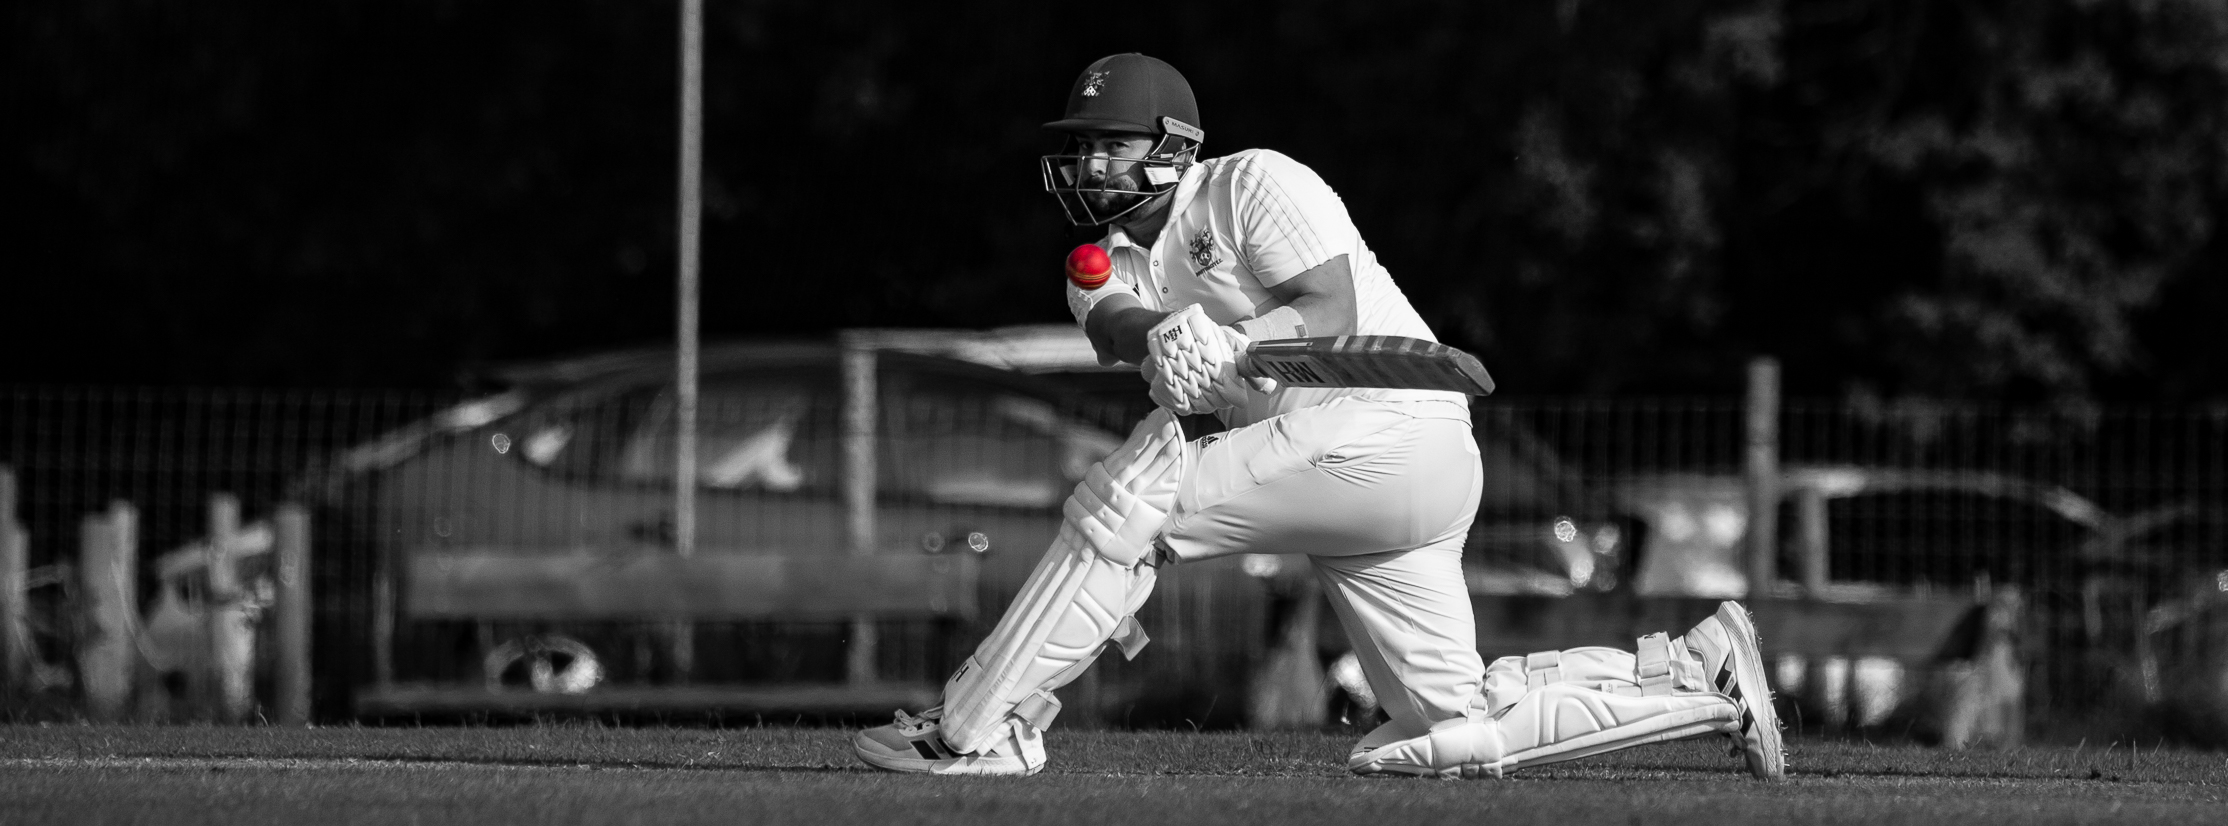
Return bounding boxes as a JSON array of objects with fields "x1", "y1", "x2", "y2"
[
  {"x1": 205, "y1": 494, "x2": 251, "y2": 723},
  {"x1": 77, "y1": 507, "x2": 136, "y2": 722},
  {"x1": 1793, "y1": 487, "x2": 1829, "y2": 595},
  {"x1": 0, "y1": 467, "x2": 25, "y2": 695},
  {"x1": 109, "y1": 500, "x2": 167, "y2": 724},
  {"x1": 1744, "y1": 358, "x2": 1781, "y2": 598},
  {"x1": 1937, "y1": 587, "x2": 2027, "y2": 748},
  {"x1": 840, "y1": 332, "x2": 879, "y2": 686},
  {"x1": 274, "y1": 504, "x2": 312, "y2": 725}
]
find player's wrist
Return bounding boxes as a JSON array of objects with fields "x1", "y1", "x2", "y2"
[
  {"x1": 1111, "y1": 307, "x2": 1172, "y2": 364},
  {"x1": 1236, "y1": 305, "x2": 1308, "y2": 342}
]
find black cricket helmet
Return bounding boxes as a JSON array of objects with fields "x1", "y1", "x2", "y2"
[{"x1": 1039, "y1": 53, "x2": 1205, "y2": 226}]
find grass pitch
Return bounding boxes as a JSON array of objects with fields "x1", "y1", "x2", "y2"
[{"x1": 1, "y1": 724, "x2": 2222, "y2": 825}]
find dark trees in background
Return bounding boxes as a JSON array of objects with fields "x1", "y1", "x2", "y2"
[{"x1": 7, "y1": 0, "x2": 2226, "y2": 402}]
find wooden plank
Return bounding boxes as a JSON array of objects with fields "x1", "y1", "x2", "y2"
[
  {"x1": 404, "y1": 549, "x2": 977, "y2": 620},
  {"x1": 1473, "y1": 595, "x2": 1980, "y2": 663},
  {"x1": 273, "y1": 505, "x2": 312, "y2": 725},
  {"x1": 77, "y1": 512, "x2": 133, "y2": 722},
  {"x1": 0, "y1": 466, "x2": 25, "y2": 693},
  {"x1": 0, "y1": 526, "x2": 22, "y2": 693},
  {"x1": 354, "y1": 682, "x2": 937, "y2": 716}
]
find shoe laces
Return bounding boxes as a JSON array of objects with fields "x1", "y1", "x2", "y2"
[{"x1": 894, "y1": 709, "x2": 941, "y2": 736}]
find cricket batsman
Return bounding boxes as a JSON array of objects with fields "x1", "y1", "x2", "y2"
[{"x1": 855, "y1": 53, "x2": 1785, "y2": 779}]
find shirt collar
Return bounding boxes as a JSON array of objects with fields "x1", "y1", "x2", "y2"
[{"x1": 1100, "y1": 160, "x2": 1208, "y2": 254}]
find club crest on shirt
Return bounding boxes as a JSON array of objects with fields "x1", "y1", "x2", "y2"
[
  {"x1": 1081, "y1": 71, "x2": 1108, "y2": 97},
  {"x1": 1188, "y1": 226, "x2": 1222, "y2": 272}
]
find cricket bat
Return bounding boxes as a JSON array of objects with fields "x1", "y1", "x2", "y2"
[{"x1": 1239, "y1": 335, "x2": 1496, "y2": 396}]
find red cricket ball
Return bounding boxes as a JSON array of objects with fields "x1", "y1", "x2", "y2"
[{"x1": 1066, "y1": 243, "x2": 1112, "y2": 290}]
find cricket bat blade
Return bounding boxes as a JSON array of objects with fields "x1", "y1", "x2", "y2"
[{"x1": 1239, "y1": 335, "x2": 1496, "y2": 396}]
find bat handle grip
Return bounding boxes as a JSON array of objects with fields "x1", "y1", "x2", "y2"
[
  {"x1": 1233, "y1": 348, "x2": 1279, "y2": 393},
  {"x1": 1235, "y1": 347, "x2": 1263, "y2": 379}
]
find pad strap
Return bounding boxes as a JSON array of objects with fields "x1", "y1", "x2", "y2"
[
  {"x1": 1636, "y1": 633, "x2": 1675, "y2": 697},
  {"x1": 1111, "y1": 616, "x2": 1150, "y2": 660},
  {"x1": 1525, "y1": 650, "x2": 1562, "y2": 688},
  {"x1": 1010, "y1": 616, "x2": 1150, "y2": 733},
  {"x1": 1014, "y1": 690, "x2": 1063, "y2": 730}
]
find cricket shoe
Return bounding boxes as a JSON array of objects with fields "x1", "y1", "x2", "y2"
[
  {"x1": 853, "y1": 707, "x2": 1046, "y2": 776},
  {"x1": 1681, "y1": 601, "x2": 1787, "y2": 780}
]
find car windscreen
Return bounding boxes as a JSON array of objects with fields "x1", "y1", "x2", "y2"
[
  {"x1": 499, "y1": 365, "x2": 1118, "y2": 508},
  {"x1": 878, "y1": 369, "x2": 1118, "y2": 508},
  {"x1": 1807, "y1": 488, "x2": 2093, "y2": 590}
]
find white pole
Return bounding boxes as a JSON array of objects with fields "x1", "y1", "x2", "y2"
[
  {"x1": 203, "y1": 495, "x2": 250, "y2": 723},
  {"x1": 675, "y1": 0, "x2": 704, "y2": 558},
  {"x1": 1744, "y1": 358, "x2": 1780, "y2": 597}
]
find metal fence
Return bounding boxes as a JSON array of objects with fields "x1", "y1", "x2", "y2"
[
  {"x1": 1494, "y1": 398, "x2": 2228, "y2": 717},
  {"x1": 3, "y1": 383, "x2": 2225, "y2": 729},
  {"x1": 0, "y1": 388, "x2": 457, "y2": 718}
]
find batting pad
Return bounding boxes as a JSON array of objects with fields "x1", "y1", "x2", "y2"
[
  {"x1": 938, "y1": 409, "x2": 1189, "y2": 755},
  {"x1": 1350, "y1": 684, "x2": 1738, "y2": 778},
  {"x1": 1479, "y1": 634, "x2": 1708, "y2": 714},
  {"x1": 1493, "y1": 683, "x2": 1737, "y2": 773}
]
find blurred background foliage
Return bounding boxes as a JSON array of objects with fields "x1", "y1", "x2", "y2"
[{"x1": 6, "y1": 0, "x2": 2226, "y2": 402}]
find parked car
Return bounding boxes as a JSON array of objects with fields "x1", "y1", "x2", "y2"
[
  {"x1": 1459, "y1": 411, "x2": 1631, "y2": 596},
  {"x1": 1612, "y1": 466, "x2": 2112, "y2": 599},
  {"x1": 312, "y1": 338, "x2": 1136, "y2": 691},
  {"x1": 337, "y1": 337, "x2": 1145, "y2": 545}
]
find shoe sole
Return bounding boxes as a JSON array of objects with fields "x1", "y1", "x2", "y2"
[
  {"x1": 1711, "y1": 603, "x2": 1786, "y2": 780},
  {"x1": 852, "y1": 731, "x2": 1040, "y2": 776}
]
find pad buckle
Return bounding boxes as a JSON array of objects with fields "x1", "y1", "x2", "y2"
[
  {"x1": 1636, "y1": 633, "x2": 1676, "y2": 696},
  {"x1": 1525, "y1": 650, "x2": 1562, "y2": 688},
  {"x1": 1014, "y1": 690, "x2": 1063, "y2": 730},
  {"x1": 1111, "y1": 616, "x2": 1150, "y2": 660}
]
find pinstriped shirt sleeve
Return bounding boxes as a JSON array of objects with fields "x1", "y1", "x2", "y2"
[{"x1": 1229, "y1": 150, "x2": 1363, "y2": 289}]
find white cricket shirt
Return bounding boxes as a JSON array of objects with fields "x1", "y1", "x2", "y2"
[{"x1": 1067, "y1": 149, "x2": 1469, "y2": 428}]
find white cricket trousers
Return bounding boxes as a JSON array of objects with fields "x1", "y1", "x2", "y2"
[{"x1": 1157, "y1": 396, "x2": 1485, "y2": 734}]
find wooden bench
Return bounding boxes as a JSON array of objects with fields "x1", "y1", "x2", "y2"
[{"x1": 354, "y1": 547, "x2": 978, "y2": 717}]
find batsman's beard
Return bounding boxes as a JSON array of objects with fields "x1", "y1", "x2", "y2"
[{"x1": 1081, "y1": 179, "x2": 1148, "y2": 215}]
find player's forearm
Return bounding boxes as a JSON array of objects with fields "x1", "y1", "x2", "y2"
[
  {"x1": 1085, "y1": 253, "x2": 1356, "y2": 365},
  {"x1": 1240, "y1": 254, "x2": 1357, "y2": 340},
  {"x1": 1086, "y1": 302, "x2": 1171, "y2": 366},
  {"x1": 1273, "y1": 292, "x2": 1356, "y2": 338}
]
